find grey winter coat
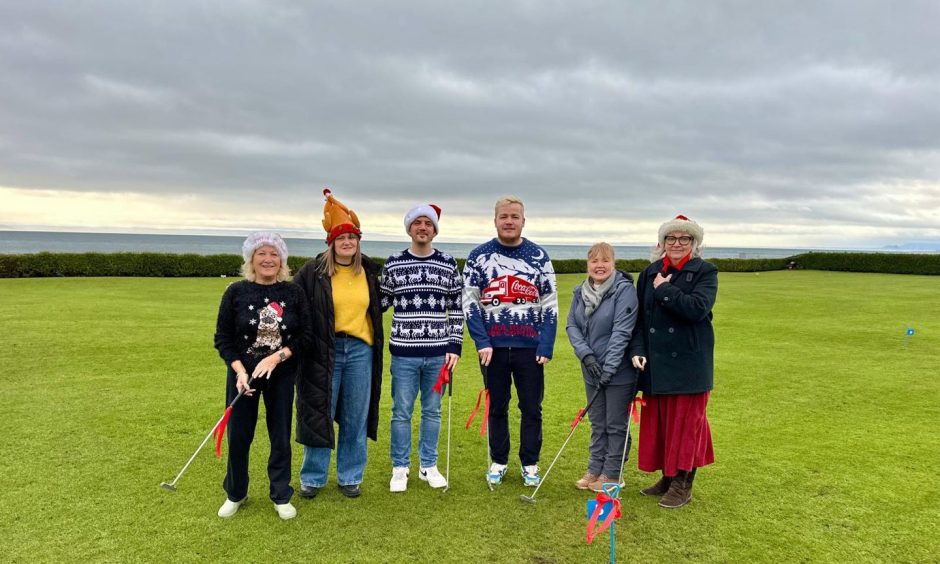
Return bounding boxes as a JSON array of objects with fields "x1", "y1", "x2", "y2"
[{"x1": 566, "y1": 271, "x2": 639, "y2": 386}]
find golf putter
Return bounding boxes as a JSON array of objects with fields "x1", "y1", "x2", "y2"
[
  {"x1": 443, "y1": 365, "x2": 453, "y2": 493},
  {"x1": 520, "y1": 387, "x2": 603, "y2": 504},
  {"x1": 160, "y1": 377, "x2": 254, "y2": 491},
  {"x1": 615, "y1": 394, "x2": 640, "y2": 487}
]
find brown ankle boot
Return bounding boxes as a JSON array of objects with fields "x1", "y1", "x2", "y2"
[
  {"x1": 588, "y1": 474, "x2": 614, "y2": 492},
  {"x1": 640, "y1": 474, "x2": 672, "y2": 497},
  {"x1": 575, "y1": 472, "x2": 599, "y2": 490},
  {"x1": 659, "y1": 469, "x2": 695, "y2": 508}
]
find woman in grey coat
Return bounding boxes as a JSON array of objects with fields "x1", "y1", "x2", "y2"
[{"x1": 566, "y1": 242, "x2": 639, "y2": 492}]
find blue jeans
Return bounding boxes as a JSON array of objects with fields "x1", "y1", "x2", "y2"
[
  {"x1": 300, "y1": 336, "x2": 372, "y2": 487},
  {"x1": 390, "y1": 355, "x2": 445, "y2": 468}
]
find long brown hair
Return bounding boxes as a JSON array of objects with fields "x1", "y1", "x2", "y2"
[{"x1": 318, "y1": 237, "x2": 363, "y2": 277}]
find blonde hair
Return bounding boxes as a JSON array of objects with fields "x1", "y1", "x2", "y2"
[
  {"x1": 240, "y1": 251, "x2": 291, "y2": 283},
  {"x1": 494, "y1": 196, "x2": 525, "y2": 217},
  {"x1": 318, "y1": 237, "x2": 363, "y2": 277},
  {"x1": 587, "y1": 242, "x2": 615, "y2": 261}
]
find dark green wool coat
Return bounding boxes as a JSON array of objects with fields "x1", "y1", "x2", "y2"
[
  {"x1": 293, "y1": 254, "x2": 384, "y2": 448},
  {"x1": 627, "y1": 257, "x2": 718, "y2": 395}
]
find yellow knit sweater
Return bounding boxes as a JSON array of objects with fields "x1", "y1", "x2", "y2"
[{"x1": 332, "y1": 265, "x2": 373, "y2": 345}]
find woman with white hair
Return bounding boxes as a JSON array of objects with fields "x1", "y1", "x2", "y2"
[
  {"x1": 213, "y1": 231, "x2": 312, "y2": 520},
  {"x1": 628, "y1": 215, "x2": 717, "y2": 509}
]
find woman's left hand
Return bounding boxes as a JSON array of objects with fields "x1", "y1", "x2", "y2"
[{"x1": 252, "y1": 353, "x2": 281, "y2": 379}]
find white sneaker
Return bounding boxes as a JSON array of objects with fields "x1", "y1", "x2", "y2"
[
  {"x1": 274, "y1": 502, "x2": 297, "y2": 520},
  {"x1": 419, "y1": 465, "x2": 448, "y2": 489},
  {"x1": 487, "y1": 463, "x2": 508, "y2": 485},
  {"x1": 390, "y1": 466, "x2": 409, "y2": 492},
  {"x1": 218, "y1": 497, "x2": 245, "y2": 518},
  {"x1": 522, "y1": 465, "x2": 541, "y2": 487}
]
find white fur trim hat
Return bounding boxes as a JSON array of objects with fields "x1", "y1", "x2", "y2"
[
  {"x1": 404, "y1": 204, "x2": 442, "y2": 234},
  {"x1": 242, "y1": 231, "x2": 289, "y2": 263},
  {"x1": 658, "y1": 214, "x2": 704, "y2": 244}
]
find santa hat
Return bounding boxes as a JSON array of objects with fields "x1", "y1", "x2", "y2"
[
  {"x1": 404, "y1": 204, "x2": 442, "y2": 234},
  {"x1": 321, "y1": 188, "x2": 362, "y2": 245},
  {"x1": 657, "y1": 214, "x2": 704, "y2": 245},
  {"x1": 268, "y1": 302, "x2": 283, "y2": 320},
  {"x1": 242, "y1": 231, "x2": 289, "y2": 263}
]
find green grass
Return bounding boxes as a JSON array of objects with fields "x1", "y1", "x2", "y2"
[{"x1": 1, "y1": 271, "x2": 938, "y2": 562}]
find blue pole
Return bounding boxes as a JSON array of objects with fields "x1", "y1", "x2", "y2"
[{"x1": 609, "y1": 520, "x2": 615, "y2": 563}]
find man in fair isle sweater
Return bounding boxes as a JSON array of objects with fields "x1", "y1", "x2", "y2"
[
  {"x1": 463, "y1": 196, "x2": 558, "y2": 487},
  {"x1": 381, "y1": 204, "x2": 463, "y2": 492}
]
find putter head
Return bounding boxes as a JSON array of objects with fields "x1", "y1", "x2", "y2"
[
  {"x1": 520, "y1": 494, "x2": 536, "y2": 504},
  {"x1": 159, "y1": 482, "x2": 177, "y2": 492}
]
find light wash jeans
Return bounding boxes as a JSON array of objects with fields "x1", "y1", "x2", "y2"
[
  {"x1": 389, "y1": 355, "x2": 445, "y2": 468},
  {"x1": 300, "y1": 336, "x2": 372, "y2": 487}
]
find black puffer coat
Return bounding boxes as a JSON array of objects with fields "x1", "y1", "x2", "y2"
[
  {"x1": 627, "y1": 257, "x2": 718, "y2": 395},
  {"x1": 293, "y1": 253, "x2": 384, "y2": 448}
]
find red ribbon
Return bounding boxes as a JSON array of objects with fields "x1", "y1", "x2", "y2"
[
  {"x1": 432, "y1": 364, "x2": 451, "y2": 395},
  {"x1": 465, "y1": 388, "x2": 490, "y2": 435},
  {"x1": 571, "y1": 407, "x2": 586, "y2": 429},
  {"x1": 630, "y1": 396, "x2": 646, "y2": 424},
  {"x1": 586, "y1": 492, "x2": 622, "y2": 545},
  {"x1": 213, "y1": 406, "x2": 233, "y2": 458}
]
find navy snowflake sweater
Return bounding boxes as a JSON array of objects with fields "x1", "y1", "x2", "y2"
[
  {"x1": 462, "y1": 238, "x2": 558, "y2": 358},
  {"x1": 380, "y1": 249, "x2": 464, "y2": 357}
]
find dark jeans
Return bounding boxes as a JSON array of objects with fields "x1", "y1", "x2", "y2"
[
  {"x1": 487, "y1": 347, "x2": 544, "y2": 466},
  {"x1": 223, "y1": 369, "x2": 295, "y2": 503}
]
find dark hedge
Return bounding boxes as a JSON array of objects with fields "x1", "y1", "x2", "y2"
[{"x1": 0, "y1": 252, "x2": 936, "y2": 278}]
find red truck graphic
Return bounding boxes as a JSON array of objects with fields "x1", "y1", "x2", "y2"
[{"x1": 481, "y1": 275, "x2": 540, "y2": 306}]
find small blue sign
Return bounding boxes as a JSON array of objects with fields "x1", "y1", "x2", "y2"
[{"x1": 587, "y1": 500, "x2": 614, "y2": 521}]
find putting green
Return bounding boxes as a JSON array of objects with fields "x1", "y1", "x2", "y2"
[{"x1": 1, "y1": 271, "x2": 937, "y2": 562}]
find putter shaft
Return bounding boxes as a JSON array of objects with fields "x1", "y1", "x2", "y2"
[{"x1": 160, "y1": 379, "x2": 253, "y2": 491}]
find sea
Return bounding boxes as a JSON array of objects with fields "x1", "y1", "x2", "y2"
[{"x1": 0, "y1": 230, "x2": 841, "y2": 259}]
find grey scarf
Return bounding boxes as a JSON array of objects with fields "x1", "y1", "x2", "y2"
[{"x1": 582, "y1": 274, "x2": 616, "y2": 316}]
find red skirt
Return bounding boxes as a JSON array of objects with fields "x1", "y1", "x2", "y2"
[{"x1": 638, "y1": 392, "x2": 714, "y2": 476}]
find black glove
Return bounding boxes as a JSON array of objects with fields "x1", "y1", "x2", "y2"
[
  {"x1": 597, "y1": 371, "x2": 612, "y2": 390},
  {"x1": 582, "y1": 354, "x2": 603, "y2": 387}
]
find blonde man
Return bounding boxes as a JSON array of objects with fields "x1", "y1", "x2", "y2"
[{"x1": 462, "y1": 196, "x2": 557, "y2": 487}]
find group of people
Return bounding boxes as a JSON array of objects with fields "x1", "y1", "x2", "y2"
[{"x1": 212, "y1": 189, "x2": 717, "y2": 520}]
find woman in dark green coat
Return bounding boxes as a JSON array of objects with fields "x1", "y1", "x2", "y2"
[{"x1": 628, "y1": 215, "x2": 717, "y2": 509}]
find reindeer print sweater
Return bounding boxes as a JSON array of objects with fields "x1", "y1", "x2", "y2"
[{"x1": 380, "y1": 249, "x2": 464, "y2": 357}]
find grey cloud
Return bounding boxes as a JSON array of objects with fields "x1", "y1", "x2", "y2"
[{"x1": 1, "y1": 1, "x2": 939, "y2": 246}]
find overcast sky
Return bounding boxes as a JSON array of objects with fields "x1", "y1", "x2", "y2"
[{"x1": 2, "y1": 1, "x2": 939, "y2": 248}]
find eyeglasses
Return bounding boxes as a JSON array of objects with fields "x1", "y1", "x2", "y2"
[{"x1": 664, "y1": 235, "x2": 693, "y2": 245}]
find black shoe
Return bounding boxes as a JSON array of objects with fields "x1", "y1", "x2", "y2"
[
  {"x1": 339, "y1": 484, "x2": 361, "y2": 498},
  {"x1": 298, "y1": 485, "x2": 320, "y2": 499}
]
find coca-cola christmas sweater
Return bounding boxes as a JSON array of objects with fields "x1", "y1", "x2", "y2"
[
  {"x1": 462, "y1": 238, "x2": 558, "y2": 358},
  {"x1": 380, "y1": 249, "x2": 464, "y2": 357}
]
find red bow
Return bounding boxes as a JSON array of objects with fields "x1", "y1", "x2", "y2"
[
  {"x1": 586, "y1": 492, "x2": 622, "y2": 544},
  {"x1": 571, "y1": 407, "x2": 587, "y2": 429},
  {"x1": 432, "y1": 363, "x2": 451, "y2": 395},
  {"x1": 213, "y1": 406, "x2": 233, "y2": 458},
  {"x1": 465, "y1": 388, "x2": 490, "y2": 436},
  {"x1": 630, "y1": 396, "x2": 646, "y2": 424}
]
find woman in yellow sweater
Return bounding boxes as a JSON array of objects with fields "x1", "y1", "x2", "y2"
[{"x1": 294, "y1": 190, "x2": 384, "y2": 499}]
